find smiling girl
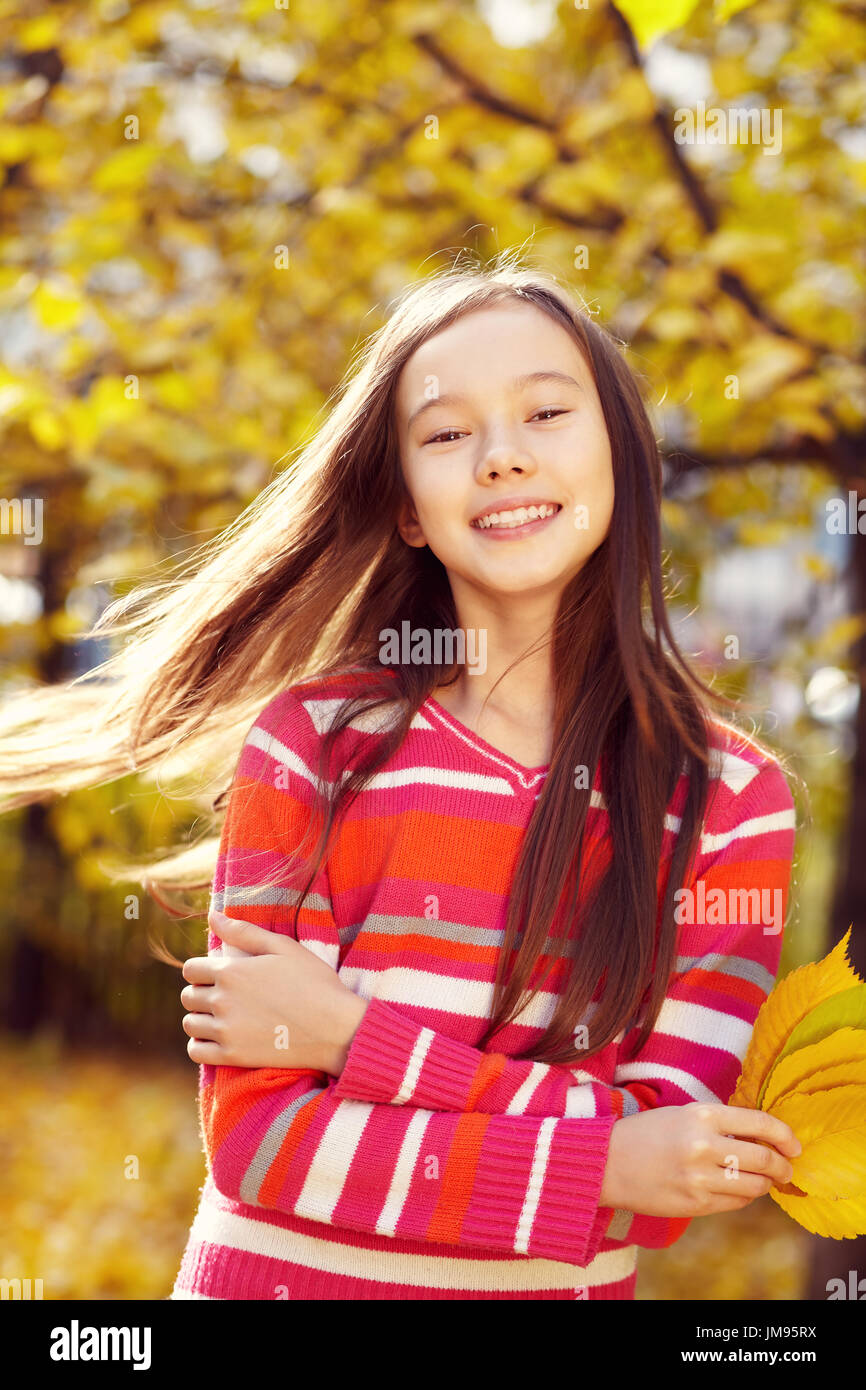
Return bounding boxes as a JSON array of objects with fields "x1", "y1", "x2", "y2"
[{"x1": 0, "y1": 253, "x2": 801, "y2": 1301}]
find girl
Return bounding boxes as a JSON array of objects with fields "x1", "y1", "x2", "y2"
[{"x1": 0, "y1": 253, "x2": 801, "y2": 1301}]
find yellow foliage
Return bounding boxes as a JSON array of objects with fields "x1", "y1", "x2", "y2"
[
  {"x1": 730, "y1": 929, "x2": 860, "y2": 1109},
  {"x1": 772, "y1": 1087, "x2": 866, "y2": 1200},
  {"x1": 729, "y1": 929, "x2": 866, "y2": 1237}
]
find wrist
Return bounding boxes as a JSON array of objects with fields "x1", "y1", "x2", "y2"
[
  {"x1": 599, "y1": 1118, "x2": 627, "y2": 1208},
  {"x1": 326, "y1": 991, "x2": 369, "y2": 1076}
]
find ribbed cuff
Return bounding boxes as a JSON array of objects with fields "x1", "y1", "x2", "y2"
[
  {"x1": 460, "y1": 1112, "x2": 618, "y2": 1266},
  {"x1": 333, "y1": 996, "x2": 479, "y2": 1109}
]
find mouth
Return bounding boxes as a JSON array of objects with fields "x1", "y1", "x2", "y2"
[{"x1": 470, "y1": 501, "x2": 562, "y2": 538}]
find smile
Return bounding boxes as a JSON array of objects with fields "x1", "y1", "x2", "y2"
[{"x1": 470, "y1": 502, "x2": 562, "y2": 536}]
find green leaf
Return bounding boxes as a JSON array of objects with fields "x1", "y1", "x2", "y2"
[{"x1": 758, "y1": 986, "x2": 866, "y2": 1105}]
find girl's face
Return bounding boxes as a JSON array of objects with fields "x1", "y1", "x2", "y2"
[{"x1": 395, "y1": 301, "x2": 614, "y2": 602}]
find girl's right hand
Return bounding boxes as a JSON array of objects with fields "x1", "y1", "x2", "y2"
[{"x1": 600, "y1": 1101, "x2": 803, "y2": 1218}]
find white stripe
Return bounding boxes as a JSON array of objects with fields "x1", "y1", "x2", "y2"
[
  {"x1": 611, "y1": 1060, "x2": 720, "y2": 1103},
  {"x1": 184, "y1": 1192, "x2": 637, "y2": 1290},
  {"x1": 710, "y1": 746, "x2": 761, "y2": 795},
  {"x1": 423, "y1": 703, "x2": 547, "y2": 788},
  {"x1": 338, "y1": 966, "x2": 560, "y2": 1033},
  {"x1": 514, "y1": 1117, "x2": 556, "y2": 1254},
  {"x1": 564, "y1": 1084, "x2": 601, "y2": 1117},
  {"x1": 248, "y1": 726, "x2": 518, "y2": 800},
  {"x1": 644, "y1": 997, "x2": 755, "y2": 1059},
  {"x1": 505, "y1": 1061, "x2": 550, "y2": 1115},
  {"x1": 366, "y1": 765, "x2": 514, "y2": 796},
  {"x1": 246, "y1": 725, "x2": 327, "y2": 792},
  {"x1": 375, "y1": 1108, "x2": 432, "y2": 1237},
  {"x1": 301, "y1": 696, "x2": 403, "y2": 736},
  {"x1": 293, "y1": 1103, "x2": 373, "y2": 1224},
  {"x1": 396, "y1": 1028, "x2": 435, "y2": 1103},
  {"x1": 701, "y1": 807, "x2": 795, "y2": 855},
  {"x1": 410, "y1": 710, "x2": 435, "y2": 730}
]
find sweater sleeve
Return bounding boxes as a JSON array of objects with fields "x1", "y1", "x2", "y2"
[
  {"x1": 200, "y1": 692, "x2": 617, "y2": 1269},
  {"x1": 332, "y1": 752, "x2": 797, "y2": 1250}
]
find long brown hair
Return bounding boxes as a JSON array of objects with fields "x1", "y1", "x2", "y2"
[{"x1": 0, "y1": 249, "x2": 781, "y2": 1064}]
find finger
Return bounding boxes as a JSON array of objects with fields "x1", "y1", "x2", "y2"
[
  {"x1": 714, "y1": 1137, "x2": 794, "y2": 1187},
  {"x1": 181, "y1": 1012, "x2": 221, "y2": 1042},
  {"x1": 703, "y1": 1192, "x2": 766, "y2": 1213},
  {"x1": 719, "y1": 1104, "x2": 802, "y2": 1157},
  {"x1": 180, "y1": 984, "x2": 215, "y2": 1013},
  {"x1": 182, "y1": 956, "x2": 217, "y2": 984},
  {"x1": 707, "y1": 1168, "x2": 776, "y2": 1201},
  {"x1": 208, "y1": 910, "x2": 273, "y2": 955},
  {"x1": 209, "y1": 910, "x2": 292, "y2": 955},
  {"x1": 186, "y1": 1036, "x2": 223, "y2": 1065}
]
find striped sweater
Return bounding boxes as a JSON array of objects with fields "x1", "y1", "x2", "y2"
[{"x1": 172, "y1": 667, "x2": 797, "y2": 1300}]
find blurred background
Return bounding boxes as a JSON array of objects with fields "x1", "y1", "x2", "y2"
[{"x1": 0, "y1": 0, "x2": 864, "y2": 1300}]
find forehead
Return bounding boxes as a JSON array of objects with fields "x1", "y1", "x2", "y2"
[{"x1": 395, "y1": 300, "x2": 587, "y2": 417}]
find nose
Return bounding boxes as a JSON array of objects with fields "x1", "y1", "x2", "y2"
[{"x1": 476, "y1": 438, "x2": 538, "y2": 485}]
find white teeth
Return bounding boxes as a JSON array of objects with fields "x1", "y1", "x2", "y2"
[{"x1": 473, "y1": 503, "x2": 559, "y2": 530}]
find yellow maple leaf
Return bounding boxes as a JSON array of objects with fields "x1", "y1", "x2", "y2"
[
  {"x1": 762, "y1": 1028, "x2": 866, "y2": 1109},
  {"x1": 729, "y1": 927, "x2": 859, "y2": 1109},
  {"x1": 727, "y1": 928, "x2": 866, "y2": 1238},
  {"x1": 769, "y1": 1188, "x2": 866, "y2": 1240},
  {"x1": 770, "y1": 1086, "x2": 866, "y2": 1200}
]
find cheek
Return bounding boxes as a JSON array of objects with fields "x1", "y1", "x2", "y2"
[{"x1": 573, "y1": 430, "x2": 614, "y2": 522}]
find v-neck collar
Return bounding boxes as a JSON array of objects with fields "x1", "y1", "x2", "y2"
[{"x1": 420, "y1": 693, "x2": 551, "y2": 793}]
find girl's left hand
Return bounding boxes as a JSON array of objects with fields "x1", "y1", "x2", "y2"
[{"x1": 180, "y1": 910, "x2": 368, "y2": 1075}]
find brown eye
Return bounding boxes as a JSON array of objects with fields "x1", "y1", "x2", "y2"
[{"x1": 425, "y1": 429, "x2": 465, "y2": 445}]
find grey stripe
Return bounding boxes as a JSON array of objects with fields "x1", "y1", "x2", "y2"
[
  {"x1": 238, "y1": 1087, "x2": 324, "y2": 1204},
  {"x1": 337, "y1": 912, "x2": 575, "y2": 955},
  {"x1": 606, "y1": 1209, "x2": 636, "y2": 1242},
  {"x1": 616, "y1": 1088, "x2": 642, "y2": 1118},
  {"x1": 213, "y1": 886, "x2": 333, "y2": 914},
  {"x1": 676, "y1": 952, "x2": 775, "y2": 995}
]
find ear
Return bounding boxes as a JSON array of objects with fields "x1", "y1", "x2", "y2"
[{"x1": 396, "y1": 495, "x2": 428, "y2": 549}]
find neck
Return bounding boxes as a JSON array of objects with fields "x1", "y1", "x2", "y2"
[{"x1": 435, "y1": 579, "x2": 559, "y2": 725}]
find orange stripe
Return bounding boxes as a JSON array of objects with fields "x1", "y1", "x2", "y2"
[
  {"x1": 347, "y1": 930, "x2": 574, "y2": 981},
  {"x1": 426, "y1": 1113, "x2": 490, "y2": 1243},
  {"x1": 207, "y1": 1067, "x2": 321, "y2": 1165},
  {"x1": 466, "y1": 1053, "x2": 507, "y2": 1110},
  {"x1": 681, "y1": 968, "x2": 765, "y2": 1009},
  {"x1": 257, "y1": 1087, "x2": 331, "y2": 1207},
  {"x1": 225, "y1": 778, "x2": 320, "y2": 844},
  {"x1": 334, "y1": 809, "x2": 524, "y2": 893},
  {"x1": 700, "y1": 856, "x2": 791, "y2": 892}
]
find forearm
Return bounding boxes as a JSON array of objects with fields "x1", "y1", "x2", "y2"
[{"x1": 202, "y1": 1059, "x2": 618, "y2": 1267}]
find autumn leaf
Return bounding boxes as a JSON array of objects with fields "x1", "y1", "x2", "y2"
[
  {"x1": 728, "y1": 929, "x2": 866, "y2": 1237},
  {"x1": 729, "y1": 928, "x2": 860, "y2": 1110},
  {"x1": 611, "y1": 0, "x2": 701, "y2": 47}
]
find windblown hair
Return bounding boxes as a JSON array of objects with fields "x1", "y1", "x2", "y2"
[{"x1": 0, "y1": 250, "x2": 780, "y2": 1064}]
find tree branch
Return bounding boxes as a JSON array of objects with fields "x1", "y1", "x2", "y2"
[{"x1": 605, "y1": 2, "x2": 849, "y2": 359}]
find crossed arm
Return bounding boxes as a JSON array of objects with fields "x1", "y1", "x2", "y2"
[{"x1": 182, "y1": 718, "x2": 795, "y2": 1258}]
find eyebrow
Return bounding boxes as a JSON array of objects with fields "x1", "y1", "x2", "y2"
[{"x1": 406, "y1": 370, "x2": 583, "y2": 431}]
